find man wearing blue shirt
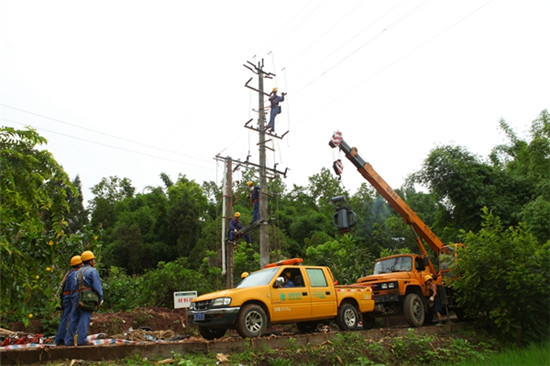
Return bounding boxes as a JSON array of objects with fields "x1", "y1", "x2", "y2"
[
  {"x1": 55, "y1": 255, "x2": 82, "y2": 345},
  {"x1": 65, "y1": 250, "x2": 103, "y2": 346},
  {"x1": 267, "y1": 87, "x2": 286, "y2": 133}
]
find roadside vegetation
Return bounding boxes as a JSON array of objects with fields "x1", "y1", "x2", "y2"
[
  {"x1": 39, "y1": 331, "x2": 550, "y2": 365},
  {"x1": 2, "y1": 110, "x2": 549, "y2": 358}
]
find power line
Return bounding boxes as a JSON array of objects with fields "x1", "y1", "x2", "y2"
[
  {"x1": 1, "y1": 104, "x2": 212, "y2": 165},
  {"x1": 2, "y1": 118, "x2": 215, "y2": 172},
  {"x1": 293, "y1": 0, "x2": 494, "y2": 126}
]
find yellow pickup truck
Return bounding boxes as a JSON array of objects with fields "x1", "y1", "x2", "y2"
[{"x1": 187, "y1": 258, "x2": 375, "y2": 339}]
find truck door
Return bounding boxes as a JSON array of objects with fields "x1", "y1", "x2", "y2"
[
  {"x1": 270, "y1": 267, "x2": 312, "y2": 321},
  {"x1": 305, "y1": 268, "x2": 338, "y2": 318}
]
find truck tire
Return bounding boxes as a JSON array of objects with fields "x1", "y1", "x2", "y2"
[
  {"x1": 336, "y1": 303, "x2": 359, "y2": 331},
  {"x1": 403, "y1": 293, "x2": 425, "y2": 327},
  {"x1": 236, "y1": 304, "x2": 267, "y2": 338},
  {"x1": 198, "y1": 326, "x2": 226, "y2": 340}
]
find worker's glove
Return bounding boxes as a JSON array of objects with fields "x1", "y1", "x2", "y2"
[{"x1": 429, "y1": 296, "x2": 435, "y2": 302}]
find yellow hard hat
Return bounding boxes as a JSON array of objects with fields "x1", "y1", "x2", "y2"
[
  {"x1": 234, "y1": 212, "x2": 240, "y2": 218},
  {"x1": 241, "y1": 272, "x2": 249, "y2": 279},
  {"x1": 70, "y1": 255, "x2": 82, "y2": 266},
  {"x1": 272, "y1": 87, "x2": 278, "y2": 92},
  {"x1": 246, "y1": 181, "x2": 253, "y2": 187},
  {"x1": 424, "y1": 275, "x2": 433, "y2": 282},
  {"x1": 81, "y1": 250, "x2": 95, "y2": 262}
]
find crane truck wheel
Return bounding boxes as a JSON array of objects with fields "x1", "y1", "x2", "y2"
[
  {"x1": 236, "y1": 304, "x2": 267, "y2": 338},
  {"x1": 403, "y1": 293, "x2": 425, "y2": 327},
  {"x1": 336, "y1": 303, "x2": 359, "y2": 331},
  {"x1": 198, "y1": 326, "x2": 227, "y2": 340}
]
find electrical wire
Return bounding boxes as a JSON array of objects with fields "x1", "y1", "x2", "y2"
[
  {"x1": 1, "y1": 104, "x2": 212, "y2": 165},
  {"x1": 2, "y1": 118, "x2": 215, "y2": 172}
]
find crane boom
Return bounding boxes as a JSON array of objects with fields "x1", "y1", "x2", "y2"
[{"x1": 329, "y1": 132, "x2": 447, "y2": 259}]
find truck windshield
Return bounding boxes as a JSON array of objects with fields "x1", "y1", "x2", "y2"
[
  {"x1": 236, "y1": 268, "x2": 279, "y2": 288},
  {"x1": 374, "y1": 256, "x2": 412, "y2": 274}
]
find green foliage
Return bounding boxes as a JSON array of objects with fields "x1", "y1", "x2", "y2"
[
  {"x1": 0, "y1": 126, "x2": 100, "y2": 327},
  {"x1": 415, "y1": 110, "x2": 550, "y2": 244},
  {"x1": 452, "y1": 208, "x2": 550, "y2": 344},
  {"x1": 101, "y1": 266, "x2": 143, "y2": 312},
  {"x1": 304, "y1": 234, "x2": 375, "y2": 284}
]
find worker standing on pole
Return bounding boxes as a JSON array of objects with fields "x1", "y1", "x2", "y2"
[
  {"x1": 267, "y1": 88, "x2": 286, "y2": 133},
  {"x1": 247, "y1": 181, "x2": 260, "y2": 223}
]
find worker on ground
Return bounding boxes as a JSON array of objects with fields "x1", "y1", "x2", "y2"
[
  {"x1": 65, "y1": 250, "x2": 103, "y2": 346},
  {"x1": 247, "y1": 181, "x2": 260, "y2": 223},
  {"x1": 228, "y1": 212, "x2": 251, "y2": 244},
  {"x1": 267, "y1": 87, "x2": 286, "y2": 133},
  {"x1": 54, "y1": 255, "x2": 83, "y2": 346},
  {"x1": 425, "y1": 275, "x2": 443, "y2": 326}
]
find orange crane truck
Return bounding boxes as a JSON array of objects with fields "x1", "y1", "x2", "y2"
[
  {"x1": 329, "y1": 131, "x2": 462, "y2": 327},
  {"x1": 187, "y1": 258, "x2": 375, "y2": 339}
]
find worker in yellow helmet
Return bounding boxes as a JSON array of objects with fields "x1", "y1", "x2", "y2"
[
  {"x1": 424, "y1": 275, "x2": 443, "y2": 326},
  {"x1": 267, "y1": 87, "x2": 286, "y2": 133},
  {"x1": 228, "y1": 212, "x2": 251, "y2": 244},
  {"x1": 54, "y1": 255, "x2": 82, "y2": 345},
  {"x1": 247, "y1": 181, "x2": 260, "y2": 223},
  {"x1": 65, "y1": 250, "x2": 104, "y2": 346}
]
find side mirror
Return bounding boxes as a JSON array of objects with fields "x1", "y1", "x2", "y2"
[{"x1": 274, "y1": 277, "x2": 285, "y2": 288}]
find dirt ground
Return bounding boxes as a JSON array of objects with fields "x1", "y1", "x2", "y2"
[
  {"x1": 88, "y1": 307, "x2": 187, "y2": 336},
  {"x1": 6, "y1": 307, "x2": 189, "y2": 340}
]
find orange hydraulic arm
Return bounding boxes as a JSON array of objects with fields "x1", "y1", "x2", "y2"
[{"x1": 329, "y1": 132, "x2": 447, "y2": 275}]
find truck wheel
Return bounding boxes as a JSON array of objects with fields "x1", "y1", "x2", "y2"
[
  {"x1": 336, "y1": 303, "x2": 359, "y2": 331},
  {"x1": 236, "y1": 304, "x2": 267, "y2": 338},
  {"x1": 403, "y1": 293, "x2": 425, "y2": 327},
  {"x1": 296, "y1": 321, "x2": 317, "y2": 333},
  {"x1": 198, "y1": 326, "x2": 226, "y2": 340}
]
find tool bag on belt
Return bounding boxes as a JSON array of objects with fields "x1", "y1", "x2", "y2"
[{"x1": 77, "y1": 267, "x2": 100, "y2": 312}]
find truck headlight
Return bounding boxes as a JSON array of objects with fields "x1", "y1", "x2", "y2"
[
  {"x1": 212, "y1": 297, "x2": 231, "y2": 307},
  {"x1": 380, "y1": 282, "x2": 397, "y2": 290}
]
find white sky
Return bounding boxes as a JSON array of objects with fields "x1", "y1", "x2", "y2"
[{"x1": 2, "y1": 0, "x2": 549, "y2": 204}]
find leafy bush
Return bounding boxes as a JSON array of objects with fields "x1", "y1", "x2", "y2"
[{"x1": 452, "y1": 208, "x2": 550, "y2": 344}]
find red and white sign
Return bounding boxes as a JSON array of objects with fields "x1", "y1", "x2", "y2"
[{"x1": 173, "y1": 291, "x2": 197, "y2": 309}]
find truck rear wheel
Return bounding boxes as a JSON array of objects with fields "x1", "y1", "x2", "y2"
[
  {"x1": 404, "y1": 293, "x2": 425, "y2": 327},
  {"x1": 236, "y1": 304, "x2": 267, "y2": 338},
  {"x1": 198, "y1": 327, "x2": 226, "y2": 340},
  {"x1": 336, "y1": 303, "x2": 359, "y2": 331}
]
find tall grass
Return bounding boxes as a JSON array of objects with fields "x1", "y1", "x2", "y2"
[{"x1": 452, "y1": 340, "x2": 550, "y2": 366}]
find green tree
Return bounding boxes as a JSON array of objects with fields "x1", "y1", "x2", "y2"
[
  {"x1": 0, "y1": 126, "x2": 75, "y2": 325},
  {"x1": 304, "y1": 234, "x2": 374, "y2": 284},
  {"x1": 453, "y1": 208, "x2": 550, "y2": 344}
]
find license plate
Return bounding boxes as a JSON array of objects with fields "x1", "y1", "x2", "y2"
[{"x1": 193, "y1": 312, "x2": 205, "y2": 321}]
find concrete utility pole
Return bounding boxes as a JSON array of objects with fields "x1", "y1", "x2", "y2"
[
  {"x1": 242, "y1": 59, "x2": 288, "y2": 269},
  {"x1": 225, "y1": 158, "x2": 234, "y2": 288},
  {"x1": 257, "y1": 67, "x2": 270, "y2": 269}
]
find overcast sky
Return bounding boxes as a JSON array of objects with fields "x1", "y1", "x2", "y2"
[{"x1": 2, "y1": 0, "x2": 549, "y2": 204}]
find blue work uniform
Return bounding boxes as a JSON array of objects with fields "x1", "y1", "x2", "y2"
[
  {"x1": 267, "y1": 93, "x2": 285, "y2": 132},
  {"x1": 228, "y1": 218, "x2": 251, "y2": 243},
  {"x1": 54, "y1": 269, "x2": 79, "y2": 345},
  {"x1": 64, "y1": 265, "x2": 103, "y2": 346},
  {"x1": 250, "y1": 186, "x2": 260, "y2": 222}
]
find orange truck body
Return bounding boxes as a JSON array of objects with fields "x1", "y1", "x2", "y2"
[{"x1": 187, "y1": 259, "x2": 375, "y2": 339}]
